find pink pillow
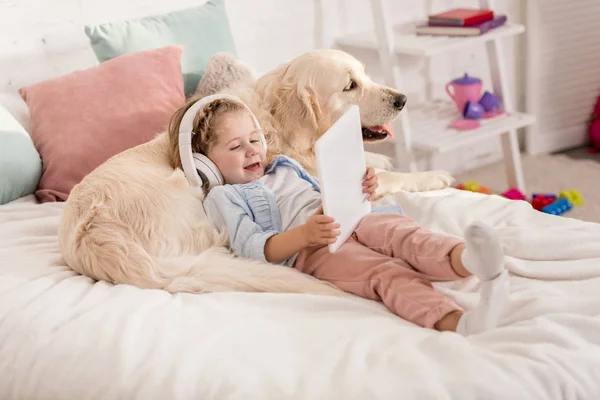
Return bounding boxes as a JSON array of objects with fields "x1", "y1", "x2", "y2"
[{"x1": 19, "y1": 46, "x2": 185, "y2": 202}]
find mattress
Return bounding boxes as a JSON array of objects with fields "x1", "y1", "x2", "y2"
[{"x1": 1, "y1": 190, "x2": 600, "y2": 399}]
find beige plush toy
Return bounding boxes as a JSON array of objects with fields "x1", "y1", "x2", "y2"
[{"x1": 195, "y1": 52, "x2": 257, "y2": 98}]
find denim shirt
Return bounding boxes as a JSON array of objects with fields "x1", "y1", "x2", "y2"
[{"x1": 203, "y1": 155, "x2": 403, "y2": 266}]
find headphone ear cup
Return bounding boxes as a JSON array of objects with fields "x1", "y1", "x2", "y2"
[{"x1": 192, "y1": 153, "x2": 223, "y2": 190}]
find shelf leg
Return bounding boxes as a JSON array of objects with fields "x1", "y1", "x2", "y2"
[
  {"x1": 369, "y1": 0, "x2": 418, "y2": 173},
  {"x1": 500, "y1": 129, "x2": 526, "y2": 192},
  {"x1": 480, "y1": 0, "x2": 525, "y2": 192}
]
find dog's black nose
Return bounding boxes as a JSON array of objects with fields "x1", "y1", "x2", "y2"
[{"x1": 394, "y1": 94, "x2": 407, "y2": 110}]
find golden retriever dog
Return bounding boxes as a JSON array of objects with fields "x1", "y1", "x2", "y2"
[{"x1": 58, "y1": 49, "x2": 452, "y2": 296}]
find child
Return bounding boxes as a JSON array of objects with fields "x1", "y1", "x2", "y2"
[{"x1": 183, "y1": 96, "x2": 509, "y2": 335}]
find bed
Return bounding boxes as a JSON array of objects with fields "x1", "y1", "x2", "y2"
[{"x1": 2, "y1": 188, "x2": 600, "y2": 399}]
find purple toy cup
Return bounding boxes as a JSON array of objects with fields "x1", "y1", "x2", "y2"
[
  {"x1": 479, "y1": 91, "x2": 501, "y2": 112},
  {"x1": 463, "y1": 101, "x2": 484, "y2": 119}
]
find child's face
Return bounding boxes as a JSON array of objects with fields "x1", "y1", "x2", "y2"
[{"x1": 207, "y1": 109, "x2": 267, "y2": 185}]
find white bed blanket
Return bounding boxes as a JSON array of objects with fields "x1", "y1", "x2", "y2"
[{"x1": 1, "y1": 190, "x2": 600, "y2": 400}]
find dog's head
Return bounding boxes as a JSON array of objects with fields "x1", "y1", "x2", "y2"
[{"x1": 258, "y1": 49, "x2": 406, "y2": 145}]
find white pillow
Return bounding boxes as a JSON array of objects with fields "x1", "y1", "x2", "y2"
[
  {"x1": 0, "y1": 92, "x2": 31, "y2": 131},
  {"x1": 0, "y1": 95, "x2": 41, "y2": 204}
]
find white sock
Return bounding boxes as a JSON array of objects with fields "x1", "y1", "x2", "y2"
[
  {"x1": 456, "y1": 222, "x2": 509, "y2": 336},
  {"x1": 461, "y1": 221, "x2": 504, "y2": 280}
]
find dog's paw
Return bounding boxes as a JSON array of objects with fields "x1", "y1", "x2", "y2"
[
  {"x1": 412, "y1": 170, "x2": 455, "y2": 191},
  {"x1": 375, "y1": 170, "x2": 454, "y2": 195},
  {"x1": 365, "y1": 152, "x2": 393, "y2": 171}
]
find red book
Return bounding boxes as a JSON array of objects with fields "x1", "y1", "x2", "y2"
[
  {"x1": 428, "y1": 8, "x2": 494, "y2": 27},
  {"x1": 416, "y1": 15, "x2": 507, "y2": 37}
]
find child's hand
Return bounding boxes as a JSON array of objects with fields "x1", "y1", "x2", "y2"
[
  {"x1": 301, "y1": 206, "x2": 341, "y2": 246},
  {"x1": 362, "y1": 167, "x2": 378, "y2": 201}
]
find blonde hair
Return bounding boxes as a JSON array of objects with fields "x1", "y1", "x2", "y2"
[{"x1": 168, "y1": 95, "x2": 244, "y2": 169}]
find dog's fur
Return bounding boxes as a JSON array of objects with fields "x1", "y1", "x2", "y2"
[{"x1": 59, "y1": 49, "x2": 453, "y2": 295}]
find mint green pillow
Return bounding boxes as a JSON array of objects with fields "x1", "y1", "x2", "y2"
[
  {"x1": 0, "y1": 106, "x2": 42, "y2": 204},
  {"x1": 84, "y1": 0, "x2": 237, "y2": 97}
]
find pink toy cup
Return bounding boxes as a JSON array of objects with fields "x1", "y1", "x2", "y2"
[{"x1": 446, "y1": 73, "x2": 483, "y2": 114}]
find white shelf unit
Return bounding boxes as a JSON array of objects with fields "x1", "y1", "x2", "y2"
[
  {"x1": 334, "y1": 0, "x2": 535, "y2": 192},
  {"x1": 336, "y1": 22, "x2": 525, "y2": 57}
]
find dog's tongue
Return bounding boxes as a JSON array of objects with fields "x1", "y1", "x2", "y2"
[{"x1": 370, "y1": 123, "x2": 394, "y2": 138}]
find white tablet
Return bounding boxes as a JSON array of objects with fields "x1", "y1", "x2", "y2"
[{"x1": 315, "y1": 105, "x2": 371, "y2": 253}]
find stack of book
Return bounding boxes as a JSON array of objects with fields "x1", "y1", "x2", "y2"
[{"x1": 416, "y1": 8, "x2": 507, "y2": 37}]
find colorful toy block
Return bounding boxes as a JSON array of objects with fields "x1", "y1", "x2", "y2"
[
  {"x1": 541, "y1": 198, "x2": 573, "y2": 215},
  {"x1": 531, "y1": 195, "x2": 555, "y2": 211},
  {"x1": 559, "y1": 190, "x2": 583, "y2": 206},
  {"x1": 501, "y1": 188, "x2": 526, "y2": 201},
  {"x1": 455, "y1": 180, "x2": 491, "y2": 194},
  {"x1": 463, "y1": 180, "x2": 480, "y2": 192}
]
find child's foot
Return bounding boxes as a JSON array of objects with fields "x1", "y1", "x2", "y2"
[
  {"x1": 457, "y1": 221, "x2": 509, "y2": 335},
  {"x1": 461, "y1": 221, "x2": 504, "y2": 280}
]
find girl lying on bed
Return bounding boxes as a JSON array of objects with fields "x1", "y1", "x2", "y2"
[{"x1": 182, "y1": 95, "x2": 510, "y2": 336}]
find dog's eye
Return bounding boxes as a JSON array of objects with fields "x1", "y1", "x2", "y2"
[{"x1": 344, "y1": 80, "x2": 357, "y2": 91}]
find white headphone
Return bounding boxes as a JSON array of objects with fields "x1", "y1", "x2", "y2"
[{"x1": 178, "y1": 93, "x2": 267, "y2": 189}]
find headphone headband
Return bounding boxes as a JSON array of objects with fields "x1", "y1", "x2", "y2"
[
  {"x1": 178, "y1": 93, "x2": 264, "y2": 138},
  {"x1": 178, "y1": 93, "x2": 267, "y2": 189}
]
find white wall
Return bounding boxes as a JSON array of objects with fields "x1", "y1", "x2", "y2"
[{"x1": 0, "y1": 0, "x2": 524, "y2": 173}]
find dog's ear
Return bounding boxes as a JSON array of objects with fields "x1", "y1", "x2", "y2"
[
  {"x1": 166, "y1": 104, "x2": 188, "y2": 170},
  {"x1": 299, "y1": 86, "x2": 325, "y2": 133},
  {"x1": 270, "y1": 78, "x2": 325, "y2": 135},
  {"x1": 259, "y1": 61, "x2": 327, "y2": 140}
]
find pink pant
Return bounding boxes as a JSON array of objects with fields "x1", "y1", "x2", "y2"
[{"x1": 295, "y1": 213, "x2": 464, "y2": 328}]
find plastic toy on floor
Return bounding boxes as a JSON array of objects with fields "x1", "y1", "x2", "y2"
[
  {"x1": 559, "y1": 190, "x2": 583, "y2": 206},
  {"x1": 455, "y1": 180, "x2": 491, "y2": 194},
  {"x1": 455, "y1": 183, "x2": 583, "y2": 217},
  {"x1": 501, "y1": 188, "x2": 526, "y2": 201},
  {"x1": 531, "y1": 194, "x2": 556, "y2": 211},
  {"x1": 541, "y1": 198, "x2": 573, "y2": 216},
  {"x1": 530, "y1": 190, "x2": 582, "y2": 216}
]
